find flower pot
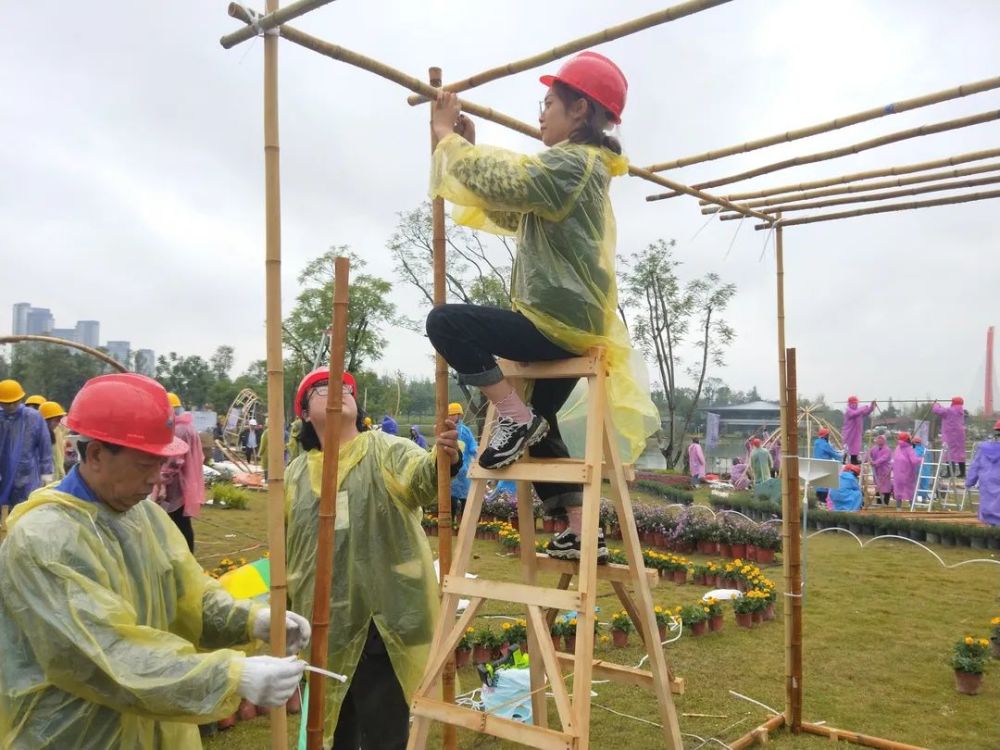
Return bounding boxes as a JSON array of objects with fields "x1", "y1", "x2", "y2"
[
  {"x1": 954, "y1": 670, "x2": 983, "y2": 695},
  {"x1": 737, "y1": 580, "x2": 748, "y2": 593},
  {"x1": 563, "y1": 634, "x2": 577, "y2": 652},
  {"x1": 455, "y1": 647, "x2": 472, "y2": 668},
  {"x1": 762, "y1": 603, "x2": 776, "y2": 621},
  {"x1": 988, "y1": 536, "x2": 1000, "y2": 551},
  {"x1": 672, "y1": 569, "x2": 688, "y2": 585},
  {"x1": 720, "y1": 543, "x2": 733, "y2": 558},
  {"x1": 925, "y1": 532, "x2": 941, "y2": 545},
  {"x1": 654, "y1": 532, "x2": 668, "y2": 548},
  {"x1": 690, "y1": 620, "x2": 708, "y2": 637},
  {"x1": 657, "y1": 623, "x2": 667, "y2": 641},
  {"x1": 756, "y1": 548, "x2": 776, "y2": 565},
  {"x1": 611, "y1": 527, "x2": 622, "y2": 540},
  {"x1": 510, "y1": 516, "x2": 520, "y2": 530},
  {"x1": 848, "y1": 522, "x2": 863, "y2": 535},
  {"x1": 472, "y1": 645, "x2": 492, "y2": 664},
  {"x1": 286, "y1": 690, "x2": 302, "y2": 714},
  {"x1": 542, "y1": 517, "x2": 556, "y2": 533},
  {"x1": 693, "y1": 573, "x2": 707, "y2": 586},
  {"x1": 736, "y1": 612, "x2": 753, "y2": 629},
  {"x1": 908, "y1": 528, "x2": 925, "y2": 542},
  {"x1": 731, "y1": 543, "x2": 747, "y2": 559},
  {"x1": 704, "y1": 574, "x2": 716, "y2": 587},
  {"x1": 941, "y1": 535, "x2": 957, "y2": 547},
  {"x1": 551, "y1": 634, "x2": 562, "y2": 652},
  {"x1": 751, "y1": 610, "x2": 763, "y2": 624},
  {"x1": 611, "y1": 629, "x2": 629, "y2": 648},
  {"x1": 697, "y1": 540, "x2": 714, "y2": 555},
  {"x1": 238, "y1": 699, "x2": 258, "y2": 722},
  {"x1": 971, "y1": 536, "x2": 988, "y2": 550},
  {"x1": 492, "y1": 647, "x2": 506, "y2": 661},
  {"x1": 991, "y1": 640, "x2": 1000, "y2": 661},
  {"x1": 709, "y1": 614, "x2": 724, "y2": 632},
  {"x1": 746, "y1": 544, "x2": 757, "y2": 561}
]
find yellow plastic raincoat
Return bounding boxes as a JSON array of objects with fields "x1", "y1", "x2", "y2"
[
  {"x1": 0, "y1": 488, "x2": 259, "y2": 749},
  {"x1": 431, "y1": 133, "x2": 659, "y2": 462},
  {"x1": 51, "y1": 423, "x2": 67, "y2": 480},
  {"x1": 285, "y1": 430, "x2": 441, "y2": 745}
]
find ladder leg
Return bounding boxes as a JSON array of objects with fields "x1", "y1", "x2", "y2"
[
  {"x1": 406, "y1": 715, "x2": 432, "y2": 750},
  {"x1": 516, "y1": 478, "x2": 549, "y2": 729}
]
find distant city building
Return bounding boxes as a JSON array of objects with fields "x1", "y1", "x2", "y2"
[
  {"x1": 105, "y1": 341, "x2": 130, "y2": 366},
  {"x1": 135, "y1": 349, "x2": 156, "y2": 377},
  {"x1": 51, "y1": 327, "x2": 77, "y2": 342},
  {"x1": 12, "y1": 303, "x2": 31, "y2": 335},
  {"x1": 25, "y1": 308, "x2": 54, "y2": 336},
  {"x1": 75, "y1": 320, "x2": 100, "y2": 348},
  {"x1": 700, "y1": 400, "x2": 781, "y2": 435}
]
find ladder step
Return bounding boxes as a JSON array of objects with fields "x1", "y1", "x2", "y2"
[
  {"x1": 442, "y1": 575, "x2": 582, "y2": 612},
  {"x1": 552, "y1": 652, "x2": 685, "y2": 695},
  {"x1": 535, "y1": 554, "x2": 660, "y2": 587},
  {"x1": 411, "y1": 697, "x2": 576, "y2": 750},
  {"x1": 497, "y1": 353, "x2": 601, "y2": 379},
  {"x1": 469, "y1": 460, "x2": 591, "y2": 484}
]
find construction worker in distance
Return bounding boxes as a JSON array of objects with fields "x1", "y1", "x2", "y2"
[
  {"x1": 24, "y1": 394, "x2": 46, "y2": 410},
  {"x1": 285, "y1": 367, "x2": 462, "y2": 748},
  {"x1": 448, "y1": 401, "x2": 478, "y2": 521},
  {"x1": 153, "y1": 392, "x2": 204, "y2": 552},
  {"x1": 0, "y1": 373, "x2": 312, "y2": 748},
  {"x1": 748, "y1": 437, "x2": 772, "y2": 487},
  {"x1": 966, "y1": 420, "x2": 1000, "y2": 525},
  {"x1": 812, "y1": 427, "x2": 842, "y2": 506},
  {"x1": 0, "y1": 379, "x2": 53, "y2": 529},
  {"x1": 39, "y1": 401, "x2": 69, "y2": 480}
]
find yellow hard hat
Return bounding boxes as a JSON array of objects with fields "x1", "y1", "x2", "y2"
[
  {"x1": 39, "y1": 401, "x2": 67, "y2": 420},
  {"x1": 448, "y1": 402, "x2": 464, "y2": 416},
  {"x1": 166, "y1": 392, "x2": 182, "y2": 408},
  {"x1": 25, "y1": 394, "x2": 47, "y2": 407},
  {"x1": 363, "y1": 416, "x2": 373, "y2": 426},
  {"x1": 0, "y1": 379, "x2": 26, "y2": 404}
]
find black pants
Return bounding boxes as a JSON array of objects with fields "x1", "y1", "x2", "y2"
[
  {"x1": 332, "y1": 623, "x2": 409, "y2": 750},
  {"x1": 848, "y1": 454, "x2": 860, "y2": 465},
  {"x1": 426, "y1": 305, "x2": 582, "y2": 512},
  {"x1": 168, "y1": 506, "x2": 194, "y2": 552}
]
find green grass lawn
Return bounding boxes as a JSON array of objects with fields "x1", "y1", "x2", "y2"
[{"x1": 196, "y1": 488, "x2": 1000, "y2": 750}]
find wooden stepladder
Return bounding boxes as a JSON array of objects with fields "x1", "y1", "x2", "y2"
[{"x1": 407, "y1": 348, "x2": 684, "y2": 750}]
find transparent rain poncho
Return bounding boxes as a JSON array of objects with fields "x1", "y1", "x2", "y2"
[
  {"x1": 431, "y1": 133, "x2": 659, "y2": 462},
  {"x1": 0, "y1": 489, "x2": 259, "y2": 749},
  {"x1": 285, "y1": 430, "x2": 441, "y2": 745}
]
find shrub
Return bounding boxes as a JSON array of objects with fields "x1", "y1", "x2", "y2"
[
  {"x1": 610, "y1": 610, "x2": 634, "y2": 633},
  {"x1": 209, "y1": 482, "x2": 253, "y2": 510},
  {"x1": 679, "y1": 604, "x2": 708, "y2": 625},
  {"x1": 951, "y1": 636, "x2": 990, "y2": 674}
]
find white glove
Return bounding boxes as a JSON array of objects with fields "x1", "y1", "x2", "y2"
[
  {"x1": 252, "y1": 608, "x2": 312, "y2": 655},
  {"x1": 41, "y1": 474, "x2": 53, "y2": 484},
  {"x1": 237, "y1": 655, "x2": 306, "y2": 707}
]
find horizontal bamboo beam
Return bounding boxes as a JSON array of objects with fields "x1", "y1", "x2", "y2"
[
  {"x1": 800, "y1": 721, "x2": 929, "y2": 750},
  {"x1": 720, "y1": 173, "x2": 1000, "y2": 219},
  {"x1": 629, "y1": 164, "x2": 775, "y2": 221},
  {"x1": 220, "y1": 0, "x2": 335, "y2": 49},
  {"x1": 405, "y1": 0, "x2": 732, "y2": 104},
  {"x1": 728, "y1": 714, "x2": 786, "y2": 750},
  {"x1": 753, "y1": 188, "x2": 1000, "y2": 230},
  {"x1": 645, "y1": 74, "x2": 1000, "y2": 172},
  {"x1": 705, "y1": 160, "x2": 1000, "y2": 214},
  {"x1": 655, "y1": 108, "x2": 1000, "y2": 198}
]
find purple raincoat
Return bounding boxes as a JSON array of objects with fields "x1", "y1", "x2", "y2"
[
  {"x1": 891, "y1": 441, "x2": 921, "y2": 502},
  {"x1": 769, "y1": 439, "x2": 781, "y2": 473},
  {"x1": 841, "y1": 403, "x2": 875, "y2": 455},
  {"x1": 730, "y1": 460, "x2": 749, "y2": 490},
  {"x1": 869, "y1": 442, "x2": 893, "y2": 494},
  {"x1": 967, "y1": 440, "x2": 1000, "y2": 526},
  {"x1": 0, "y1": 405, "x2": 53, "y2": 507},
  {"x1": 687, "y1": 442, "x2": 706, "y2": 479},
  {"x1": 932, "y1": 403, "x2": 967, "y2": 462}
]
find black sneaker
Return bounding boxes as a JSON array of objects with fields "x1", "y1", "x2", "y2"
[
  {"x1": 545, "y1": 529, "x2": 609, "y2": 564},
  {"x1": 478, "y1": 415, "x2": 549, "y2": 470}
]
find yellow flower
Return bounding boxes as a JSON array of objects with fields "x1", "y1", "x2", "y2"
[
  {"x1": 502, "y1": 622, "x2": 512, "y2": 630},
  {"x1": 466, "y1": 627, "x2": 475, "y2": 634},
  {"x1": 569, "y1": 618, "x2": 577, "y2": 626},
  {"x1": 654, "y1": 606, "x2": 663, "y2": 613},
  {"x1": 965, "y1": 636, "x2": 975, "y2": 645},
  {"x1": 517, "y1": 618, "x2": 526, "y2": 627},
  {"x1": 980, "y1": 639, "x2": 990, "y2": 647},
  {"x1": 600, "y1": 635, "x2": 610, "y2": 644},
  {"x1": 992, "y1": 617, "x2": 1000, "y2": 626}
]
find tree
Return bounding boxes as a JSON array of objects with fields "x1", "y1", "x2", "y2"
[
  {"x1": 6, "y1": 343, "x2": 109, "y2": 408},
  {"x1": 210, "y1": 345, "x2": 235, "y2": 380},
  {"x1": 155, "y1": 353, "x2": 215, "y2": 407},
  {"x1": 622, "y1": 239, "x2": 736, "y2": 468}
]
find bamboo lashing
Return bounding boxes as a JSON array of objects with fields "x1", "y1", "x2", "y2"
[
  {"x1": 644, "y1": 74, "x2": 1000, "y2": 173},
  {"x1": 656, "y1": 107, "x2": 1000, "y2": 197},
  {"x1": 405, "y1": 0, "x2": 732, "y2": 104},
  {"x1": 428, "y1": 65, "x2": 457, "y2": 750},
  {"x1": 718, "y1": 173, "x2": 1000, "y2": 219},
  {"x1": 704, "y1": 160, "x2": 1000, "y2": 214},
  {"x1": 753, "y1": 188, "x2": 1000, "y2": 229},
  {"x1": 306, "y1": 256, "x2": 350, "y2": 750},
  {"x1": 691, "y1": 147, "x2": 1000, "y2": 204},
  {"x1": 261, "y1": 0, "x2": 290, "y2": 745},
  {"x1": 0, "y1": 335, "x2": 127, "y2": 373},
  {"x1": 220, "y1": 0, "x2": 335, "y2": 48}
]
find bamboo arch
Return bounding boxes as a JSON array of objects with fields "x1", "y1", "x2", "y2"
[{"x1": 0, "y1": 335, "x2": 128, "y2": 373}]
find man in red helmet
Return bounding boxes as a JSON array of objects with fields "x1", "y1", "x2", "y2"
[
  {"x1": 0, "y1": 373, "x2": 310, "y2": 748},
  {"x1": 285, "y1": 367, "x2": 461, "y2": 748},
  {"x1": 748, "y1": 437, "x2": 772, "y2": 487}
]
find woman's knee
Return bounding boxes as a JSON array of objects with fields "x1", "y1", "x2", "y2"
[{"x1": 425, "y1": 305, "x2": 460, "y2": 345}]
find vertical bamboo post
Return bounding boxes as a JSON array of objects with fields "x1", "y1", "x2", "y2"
[
  {"x1": 306, "y1": 257, "x2": 350, "y2": 750},
  {"x1": 429, "y1": 65, "x2": 457, "y2": 750},
  {"x1": 783, "y1": 347, "x2": 803, "y2": 731},
  {"x1": 262, "y1": 3, "x2": 289, "y2": 747}
]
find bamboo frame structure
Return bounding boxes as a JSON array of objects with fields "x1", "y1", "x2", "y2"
[
  {"x1": 405, "y1": 0, "x2": 732, "y2": 104},
  {"x1": 306, "y1": 256, "x2": 349, "y2": 750},
  {"x1": 0, "y1": 335, "x2": 127, "y2": 373},
  {"x1": 645, "y1": 74, "x2": 1000, "y2": 173},
  {"x1": 220, "y1": 0, "x2": 334, "y2": 49}
]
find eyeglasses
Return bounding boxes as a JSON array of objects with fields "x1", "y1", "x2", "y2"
[{"x1": 309, "y1": 384, "x2": 354, "y2": 398}]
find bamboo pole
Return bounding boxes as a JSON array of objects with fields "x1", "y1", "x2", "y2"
[
  {"x1": 728, "y1": 714, "x2": 786, "y2": 750},
  {"x1": 628, "y1": 164, "x2": 775, "y2": 221},
  {"x1": 0, "y1": 335, "x2": 127, "y2": 372},
  {"x1": 718, "y1": 173, "x2": 1000, "y2": 219},
  {"x1": 799, "y1": 722, "x2": 929, "y2": 750},
  {"x1": 220, "y1": 0, "x2": 335, "y2": 49},
  {"x1": 261, "y1": 1, "x2": 289, "y2": 746},
  {"x1": 685, "y1": 108, "x2": 1000, "y2": 193},
  {"x1": 645, "y1": 74, "x2": 1000, "y2": 173},
  {"x1": 784, "y1": 347, "x2": 802, "y2": 731},
  {"x1": 753, "y1": 188, "x2": 1000, "y2": 229},
  {"x1": 703, "y1": 160, "x2": 1000, "y2": 214},
  {"x1": 428, "y1": 65, "x2": 457, "y2": 750},
  {"x1": 306, "y1": 256, "x2": 350, "y2": 750},
  {"x1": 404, "y1": 0, "x2": 732, "y2": 104}
]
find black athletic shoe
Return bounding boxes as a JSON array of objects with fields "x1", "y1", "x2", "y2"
[
  {"x1": 478, "y1": 414, "x2": 549, "y2": 470},
  {"x1": 545, "y1": 529, "x2": 609, "y2": 564}
]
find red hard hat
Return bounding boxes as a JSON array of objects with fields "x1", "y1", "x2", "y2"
[
  {"x1": 540, "y1": 51, "x2": 627, "y2": 124},
  {"x1": 847, "y1": 395, "x2": 859, "y2": 403},
  {"x1": 994, "y1": 420, "x2": 1000, "y2": 431},
  {"x1": 845, "y1": 464, "x2": 861, "y2": 475},
  {"x1": 913, "y1": 435, "x2": 923, "y2": 444},
  {"x1": 295, "y1": 367, "x2": 356, "y2": 418},
  {"x1": 751, "y1": 438, "x2": 762, "y2": 447},
  {"x1": 898, "y1": 432, "x2": 911, "y2": 442},
  {"x1": 66, "y1": 373, "x2": 187, "y2": 457},
  {"x1": 818, "y1": 428, "x2": 830, "y2": 437},
  {"x1": 951, "y1": 396, "x2": 964, "y2": 405}
]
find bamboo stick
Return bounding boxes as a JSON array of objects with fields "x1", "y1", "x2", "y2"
[
  {"x1": 728, "y1": 714, "x2": 786, "y2": 750},
  {"x1": 753, "y1": 188, "x2": 1000, "y2": 229},
  {"x1": 685, "y1": 108, "x2": 1000, "y2": 193},
  {"x1": 306, "y1": 256, "x2": 350, "y2": 750},
  {"x1": 628, "y1": 164, "x2": 775, "y2": 221},
  {"x1": 799, "y1": 722, "x2": 929, "y2": 750},
  {"x1": 428, "y1": 65, "x2": 457, "y2": 750},
  {"x1": 718, "y1": 174, "x2": 1000, "y2": 219},
  {"x1": 645, "y1": 74, "x2": 1000, "y2": 173},
  {"x1": 703, "y1": 160, "x2": 1000, "y2": 213},
  {"x1": 0, "y1": 335, "x2": 127, "y2": 372},
  {"x1": 405, "y1": 0, "x2": 732, "y2": 104},
  {"x1": 261, "y1": 1, "x2": 289, "y2": 746},
  {"x1": 784, "y1": 347, "x2": 802, "y2": 731},
  {"x1": 221, "y1": 0, "x2": 335, "y2": 49}
]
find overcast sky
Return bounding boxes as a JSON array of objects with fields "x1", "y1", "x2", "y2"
[{"x1": 4, "y1": 0, "x2": 998, "y2": 409}]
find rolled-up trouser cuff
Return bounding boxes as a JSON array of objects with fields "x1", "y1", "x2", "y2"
[
  {"x1": 541, "y1": 490, "x2": 583, "y2": 514},
  {"x1": 457, "y1": 366, "x2": 505, "y2": 387}
]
